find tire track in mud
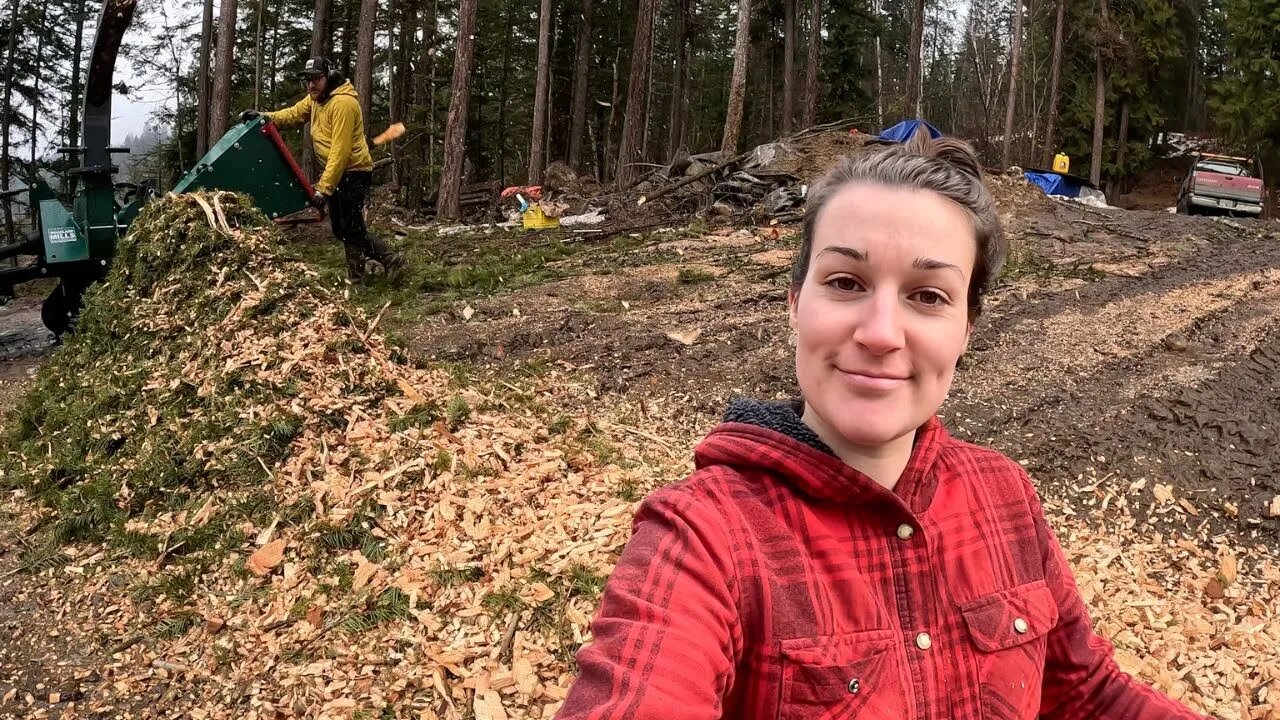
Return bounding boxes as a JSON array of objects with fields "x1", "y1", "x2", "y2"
[
  {"x1": 945, "y1": 225, "x2": 1280, "y2": 534},
  {"x1": 1029, "y1": 325, "x2": 1280, "y2": 537}
]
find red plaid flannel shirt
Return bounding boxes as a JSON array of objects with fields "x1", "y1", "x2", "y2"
[{"x1": 556, "y1": 415, "x2": 1207, "y2": 720}]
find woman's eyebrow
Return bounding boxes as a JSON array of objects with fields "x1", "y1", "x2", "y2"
[
  {"x1": 913, "y1": 257, "x2": 965, "y2": 277},
  {"x1": 816, "y1": 246, "x2": 867, "y2": 262}
]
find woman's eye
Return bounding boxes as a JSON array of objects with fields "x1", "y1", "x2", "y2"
[
  {"x1": 913, "y1": 290, "x2": 947, "y2": 306},
  {"x1": 829, "y1": 277, "x2": 863, "y2": 292}
]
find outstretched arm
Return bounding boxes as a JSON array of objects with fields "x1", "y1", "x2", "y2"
[
  {"x1": 556, "y1": 485, "x2": 741, "y2": 720},
  {"x1": 1026, "y1": 478, "x2": 1208, "y2": 720},
  {"x1": 264, "y1": 95, "x2": 313, "y2": 129}
]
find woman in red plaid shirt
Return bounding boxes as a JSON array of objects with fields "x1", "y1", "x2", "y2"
[{"x1": 555, "y1": 130, "x2": 1208, "y2": 720}]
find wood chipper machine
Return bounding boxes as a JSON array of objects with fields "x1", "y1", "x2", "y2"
[{"x1": 0, "y1": 0, "x2": 321, "y2": 335}]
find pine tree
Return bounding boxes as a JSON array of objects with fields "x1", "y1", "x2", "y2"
[
  {"x1": 721, "y1": 0, "x2": 752, "y2": 154},
  {"x1": 438, "y1": 0, "x2": 480, "y2": 219},
  {"x1": 1211, "y1": 0, "x2": 1280, "y2": 164}
]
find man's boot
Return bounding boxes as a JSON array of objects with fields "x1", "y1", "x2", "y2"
[
  {"x1": 380, "y1": 252, "x2": 405, "y2": 280},
  {"x1": 343, "y1": 243, "x2": 367, "y2": 283},
  {"x1": 366, "y1": 234, "x2": 404, "y2": 280}
]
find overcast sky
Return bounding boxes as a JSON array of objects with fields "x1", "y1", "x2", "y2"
[{"x1": 113, "y1": 88, "x2": 160, "y2": 144}]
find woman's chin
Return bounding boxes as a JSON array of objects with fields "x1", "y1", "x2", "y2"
[{"x1": 812, "y1": 398, "x2": 919, "y2": 449}]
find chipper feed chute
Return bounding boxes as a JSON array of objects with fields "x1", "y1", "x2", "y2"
[{"x1": 172, "y1": 116, "x2": 320, "y2": 223}]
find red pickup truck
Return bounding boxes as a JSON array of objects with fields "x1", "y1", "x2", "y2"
[{"x1": 1176, "y1": 153, "x2": 1266, "y2": 217}]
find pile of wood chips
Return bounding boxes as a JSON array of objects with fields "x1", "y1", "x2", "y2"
[
  {"x1": 1, "y1": 193, "x2": 1275, "y2": 719},
  {"x1": 1046, "y1": 491, "x2": 1279, "y2": 720}
]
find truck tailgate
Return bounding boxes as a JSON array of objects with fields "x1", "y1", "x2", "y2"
[{"x1": 1195, "y1": 172, "x2": 1264, "y2": 202}]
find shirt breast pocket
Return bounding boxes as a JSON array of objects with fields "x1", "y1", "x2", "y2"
[
  {"x1": 778, "y1": 630, "x2": 910, "y2": 720},
  {"x1": 959, "y1": 580, "x2": 1060, "y2": 720}
]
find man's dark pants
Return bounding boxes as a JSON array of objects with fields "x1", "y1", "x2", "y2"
[{"x1": 328, "y1": 170, "x2": 397, "y2": 279}]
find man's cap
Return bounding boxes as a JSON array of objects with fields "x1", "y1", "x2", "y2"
[{"x1": 298, "y1": 57, "x2": 331, "y2": 79}]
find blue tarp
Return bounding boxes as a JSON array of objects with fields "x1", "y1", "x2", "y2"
[
  {"x1": 878, "y1": 119, "x2": 943, "y2": 143},
  {"x1": 1024, "y1": 171, "x2": 1085, "y2": 198}
]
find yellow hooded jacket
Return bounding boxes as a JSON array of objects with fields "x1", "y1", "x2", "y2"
[{"x1": 266, "y1": 80, "x2": 373, "y2": 196}]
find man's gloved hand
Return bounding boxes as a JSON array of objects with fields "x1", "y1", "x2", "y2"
[
  {"x1": 310, "y1": 191, "x2": 328, "y2": 210},
  {"x1": 238, "y1": 109, "x2": 261, "y2": 123}
]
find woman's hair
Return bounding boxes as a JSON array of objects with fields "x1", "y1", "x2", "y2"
[{"x1": 790, "y1": 128, "x2": 1007, "y2": 320}]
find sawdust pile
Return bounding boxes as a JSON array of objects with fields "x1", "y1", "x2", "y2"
[
  {"x1": 987, "y1": 170, "x2": 1057, "y2": 216},
  {"x1": 0, "y1": 193, "x2": 646, "y2": 718}
]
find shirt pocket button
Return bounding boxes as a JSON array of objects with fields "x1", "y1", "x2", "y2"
[{"x1": 846, "y1": 678, "x2": 860, "y2": 695}]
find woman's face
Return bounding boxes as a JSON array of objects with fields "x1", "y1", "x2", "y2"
[{"x1": 789, "y1": 182, "x2": 976, "y2": 451}]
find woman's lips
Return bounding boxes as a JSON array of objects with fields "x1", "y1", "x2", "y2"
[{"x1": 837, "y1": 368, "x2": 909, "y2": 391}]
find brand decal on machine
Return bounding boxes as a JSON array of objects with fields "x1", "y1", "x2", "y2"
[{"x1": 49, "y1": 228, "x2": 77, "y2": 243}]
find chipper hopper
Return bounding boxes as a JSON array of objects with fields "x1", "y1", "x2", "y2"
[{"x1": 0, "y1": 0, "x2": 319, "y2": 336}]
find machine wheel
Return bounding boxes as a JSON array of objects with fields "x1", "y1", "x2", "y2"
[{"x1": 41, "y1": 282, "x2": 82, "y2": 337}]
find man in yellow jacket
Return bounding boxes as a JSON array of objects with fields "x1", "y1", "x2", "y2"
[{"x1": 241, "y1": 57, "x2": 402, "y2": 281}]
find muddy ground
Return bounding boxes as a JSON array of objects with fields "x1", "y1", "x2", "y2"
[{"x1": 407, "y1": 195, "x2": 1280, "y2": 535}]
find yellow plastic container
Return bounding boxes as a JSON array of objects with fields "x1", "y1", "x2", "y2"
[
  {"x1": 521, "y1": 206, "x2": 560, "y2": 230},
  {"x1": 1052, "y1": 153, "x2": 1070, "y2": 174}
]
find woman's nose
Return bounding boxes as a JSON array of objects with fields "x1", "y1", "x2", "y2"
[{"x1": 852, "y1": 292, "x2": 905, "y2": 355}]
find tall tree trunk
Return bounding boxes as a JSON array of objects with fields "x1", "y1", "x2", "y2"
[
  {"x1": 782, "y1": 0, "x2": 795, "y2": 134},
  {"x1": 310, "y1": 0, "x2": 331, "y2": 55},
  {"x1": 1107, "y1": 99, "x2": 1129, "y2": 198},
  {"x1": 340, "y1": 2, "x2": 355, "y2": 77},
  {"x1": 418, "y1": 0, "x2": 438, "y2": 183},
  {"x1": 498, "y1": 0, "x2": 513, "y2": 183},
  {"x1": 615, "y1": 0, "x2": 657, "y2": 186},
  {"x1": 254, "y1": 0, "x2": 266, "y2": 108},
  {"x1": 354, "y1": 0, "x2": 378, "y2": 128},
  {"x1": 1041, "y1": 0, "x2": 1065, "y2": 163},
  {"x1": 1183, "y1": 0, "x2": 1200, "y2": 130},
  {"x1": 210, "y1": 0, "x2": 239, "y2": 141},
  {"x1": 29, "y1": 1, "x2": 48, "y2": 170},
  {"x1": 68, "y1": 0, "x2": 88, "y2": 150},
  {"x1": 1090, "y1": 0, "x2": 1108, "y2": 187},
  {"x1": 873, "y1": 0, "x2": 883, "y2": 126},
  {"x1": 721, "y1": 0, "x2": 752, "y2": 154},
  {"x1": 437, "y1": 0, "x2": 479, "y2": 220},
  {"x1": 607, "y1": 46, "x2": 620, "y2": 180},
  {"x1": 1000, "y1": 0, "x2": 1023, "y2": 168},
  {"x1": 642, "y1": 24, "x2": 655, "y2": 161},
  {"x1": 567, "y1": 0, "x2": 594, "y2": 170},
  {"x1": 268, "y1": 3, "x2": 280, "y2": 106},
  {"x1": 390, "y1": 0, "x2": 412, "y2": 195},
  {"x1": 1, "y1": 0, "x2": 17, "y2": 240},
  {"x1": 529, "y1": 0, "x2": 553, "y2": 183},
  {"x1": 802, "y1": 0, "x2": 821, "y2": 128},
  {"x1": 906, "y1": 0, "x2": 925, "y2": 118},
  {"x1": 666, "y1": 0, "x2": 690, "y2": 157},
  {"x1": 196, "y1": 0, "x2": 215, "y2": 156},
  {"x1": 304, "y1": 0, "x2": 332, "y2": 175}
]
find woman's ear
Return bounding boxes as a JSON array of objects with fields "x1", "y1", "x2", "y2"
[{"x1": 787, "y1": 286, "x2": 800, "y2": 331}]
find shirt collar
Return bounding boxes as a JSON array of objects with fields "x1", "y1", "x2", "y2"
[{"x1": 698, "y1": 398, "x2": 946, "y2": 513}]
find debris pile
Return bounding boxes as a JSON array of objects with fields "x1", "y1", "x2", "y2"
[
  {"x1": 986, "y1": 170, "x2": 1059, "y2": 215},
  {"x1": 1, "y1": 192, "x2": 647, "y2": 718},
  {"x1": 626, "y1": 123, "x2": 877, "y2": 222}
]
